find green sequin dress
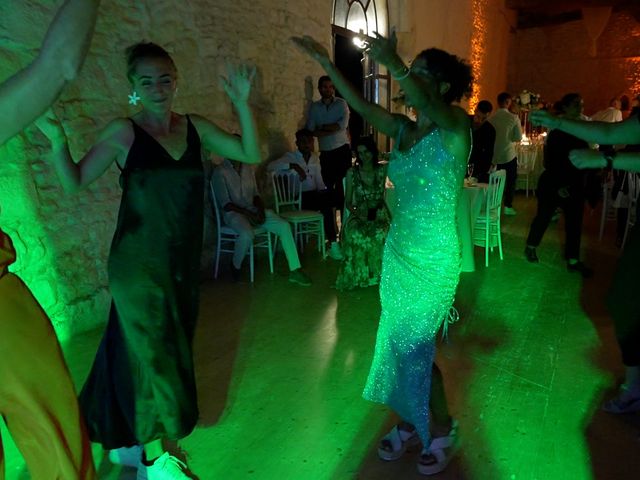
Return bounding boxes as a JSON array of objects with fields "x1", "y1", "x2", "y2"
[
  {"x1": 363, "y1": 126, "x2": 465, "y2": 446},
  {"x1": 335, "y1": 166, "x2": 390, "y2": 290}
]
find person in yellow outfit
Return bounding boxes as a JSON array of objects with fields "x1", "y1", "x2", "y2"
[{"x1": 0, "y1": 1, "x2": 100, "y2": 478}]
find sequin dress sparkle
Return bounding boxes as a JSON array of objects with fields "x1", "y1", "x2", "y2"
[{"x1": 362, "y1": 125, "x2": 465, "y2": 445}]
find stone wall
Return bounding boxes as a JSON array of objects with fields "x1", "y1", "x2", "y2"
[
  {"x1": 508, "y1": 9, "x2": 640, "y2": 115},
  {"x1": 0, "y1": 0, "x2": 514, "y2": 338},
  {"x1": 0, "y1": 0, "x2": 331, "y2": 338}
]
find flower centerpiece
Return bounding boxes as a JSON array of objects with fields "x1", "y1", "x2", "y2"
[
  {"x1": 515, "y1": 89, "x2": 541, "y2": 111},
  {"x1": 515, "y1": 89, "x2": 542, "y2": 138}
]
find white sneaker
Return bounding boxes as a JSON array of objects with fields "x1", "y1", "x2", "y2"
[
  {"x1": 503, "y1": 206, "x2": 517, "y2": 216},
  {"x1": 328, "y1": 241, "x2": 343, "y2": 260},
  {"x1": 108, "y1": 445, "x2": 143, "y2": 467},
  {"x1": 137, "y1": 452, "x2": 190, "y2": 480}
]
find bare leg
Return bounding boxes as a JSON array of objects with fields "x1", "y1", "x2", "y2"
[{"x1": 429, "y1": 363, "x2": 452, "y2": 437}]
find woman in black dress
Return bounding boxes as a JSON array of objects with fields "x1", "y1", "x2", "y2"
[{"x1": 37, "y1": 43, "x2": 260, "y2": 479}]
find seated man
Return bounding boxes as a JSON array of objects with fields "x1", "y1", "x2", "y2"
[
  {"x1": 268, "y1": 128, "x2": 342, "y2": 260},
  {"x1": 211, "y1": 156, "x2": 311, "y2": 286}
]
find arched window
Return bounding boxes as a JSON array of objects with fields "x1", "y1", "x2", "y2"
[
  {"x1": 332, "y1": 1, "x2": 390, "y2": 149},
  {"x1": 333, "y1": 0, "x2": 388, "y2": 38}
]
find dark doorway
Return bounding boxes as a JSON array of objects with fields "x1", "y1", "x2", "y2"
[{"x1": 333, "y1": 33, "x2": 364, "y2": 149}]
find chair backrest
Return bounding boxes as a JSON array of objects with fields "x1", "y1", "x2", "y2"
[
  {"x1": 517, "y1": 145, "x2": 536, "y2": 173},
  {"x1": 487, "y1": 169, "x2": 506, "y2": 213},
  {"x1": 272, "y1": 170, "x2": 302, "y2": 214}
]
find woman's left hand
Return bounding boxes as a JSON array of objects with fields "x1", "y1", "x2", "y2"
[
  {"x1": 569, "y1": 148, "x2": 606, "y2": 170},
  {"x1": 221, "y1": 64, "x2": 256, "y2": 105}
]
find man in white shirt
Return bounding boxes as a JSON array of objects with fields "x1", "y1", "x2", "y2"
[
  {"x1": 211, "y1": 157, "x2": 311, "y2": 285},
  {"x1": 591, "y1": 98, "x2": 623, "y2": 123},
  {"x1": 269, "y1": 129, "x2": 341, "y2": 259},
  {"x1": 306, "y1": 76, "x2": 351, "y2": 258},
  {"x1": 489, "y1": 92, "x2": 523, "y2": 215}
]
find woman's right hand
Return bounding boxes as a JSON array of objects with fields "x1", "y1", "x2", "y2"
[
  {"x1": 364, "y1": 31, "x2": 401, "y2": 69},
  {"x1": 221, "y1": 64, "x2": 256, "y2": 105},
  {"x1": 35, "y1": 108, "x2": 66, "y2": 144}
]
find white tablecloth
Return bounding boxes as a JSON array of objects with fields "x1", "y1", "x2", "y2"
[{"x1": 457, "y1": 182, "x2": 488, "y2": 273}]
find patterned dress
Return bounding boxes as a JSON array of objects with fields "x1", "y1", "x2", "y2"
[
  {"x1": 363, "y1": 125, "x2": 465, "y2": 445},
  {"x1": 335, "y1": 166, "x2": 390, "y2": 290}
]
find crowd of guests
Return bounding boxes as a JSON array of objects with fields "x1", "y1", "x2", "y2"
[{"x1": 210, "y1": 76, "x2": 392, "y2": 292}]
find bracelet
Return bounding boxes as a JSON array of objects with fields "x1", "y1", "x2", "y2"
[
  {"x1": 391, "y1": 65, "x2": 410, "y2": 81},
  {"x1": 603, "y1": 150, "x2": 616, "y2": 169}
]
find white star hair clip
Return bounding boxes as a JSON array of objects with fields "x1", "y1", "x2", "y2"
[{"x1": 128, "y1": 91, "x2": 141, "y2": 106}]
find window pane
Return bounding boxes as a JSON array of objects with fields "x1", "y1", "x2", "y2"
[
  {"x1": 346, "y1": 1, "x2": 368, "y2": 35},
  {"x1": 333, "y1": 0, "x2": 349, "y2": 28}
]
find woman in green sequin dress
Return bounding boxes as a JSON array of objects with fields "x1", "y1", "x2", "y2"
[
  {"x1": 293, "y1": 33, "x2": 472, "y2": 475},
  {"x1": 336, "y1": 136, "x2": 390, "y2": 290}
]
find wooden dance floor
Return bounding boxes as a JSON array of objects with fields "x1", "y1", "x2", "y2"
[{"x1": 3, "y1": 194, "x2": 639, "y2": 479}]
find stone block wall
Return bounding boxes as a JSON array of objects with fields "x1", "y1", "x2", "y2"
[
  {"x1": 0, "y1": 0, "x2": 331, "y2": 337},
  {"x1": 508, "y1": 10, "x2": 640, "y2": 114}
]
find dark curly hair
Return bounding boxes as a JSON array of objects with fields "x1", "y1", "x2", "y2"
[
  {"x1": 125, "y1": 42, "x2": 177, "y2": 83},
  {"x1": 413, "y1": 48, "x2": 473, "y2": 104}
]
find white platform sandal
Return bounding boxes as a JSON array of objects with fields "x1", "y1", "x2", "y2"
[
  {"x1": 417, "y1": 419, "x2": 458, "y2": 475},
  {"x1": 378, "y1": 424, "x2": 421, "y2": 461}
]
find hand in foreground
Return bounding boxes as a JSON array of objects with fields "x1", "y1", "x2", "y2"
[
  {"x1": 34, "y1": 108, "x2": 66, "y2": 143},
  {"x1": 221, "y1": 64, "x2": 256, "y2": 105},
  {"x1": 364, "y1": 30, "x2": 400, "y2": 67},
  {"x1": 569, "y1": 149, "x2": 606, "y2": 170},
  {"x1": 529, "y1": 110, "x2": 560, "y2": 129},
  {"x1": 290, "y1": 36, "x2": 331, "y2": 65}
]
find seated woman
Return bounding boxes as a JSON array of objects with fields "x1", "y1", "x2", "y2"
[{"x1": 335, "y1": 136, "x2": 390, "y2": 290}]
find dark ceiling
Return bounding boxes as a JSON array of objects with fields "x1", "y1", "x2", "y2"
[{"x1": 506, "y1": 0, "x2": 640, "y2": 29}]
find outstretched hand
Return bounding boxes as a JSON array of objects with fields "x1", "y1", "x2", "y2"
[
  {"x1": 221, "y1": 64, "x2": 256, "y2": 105},
  {"x1": 35, "y1": 108, "x2": 66, "y2": 143},
  {"x1": 569, "y1": 149, "x2": 606, "y2": 170},
  {"x1": 529, "y1": 110, "x2": 560, "y2": 130},
  {"x1": 290, "y1": 36, "x2": 331, "y2": 66},
  {"x1": 363, "y1": 30, "x2": 400, "y2": 67}
]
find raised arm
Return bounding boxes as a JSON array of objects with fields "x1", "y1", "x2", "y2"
[
  {"x1": 291, "y1": 35, "x2": 406, "y2": 139},
  {"x1": 0, "y1": 0, "x2": 100, "y2": 146},
  {"x1": 365, "y1": 32, "x2": 468, "y2": 134},
  {"x1": 192, "y1": 65, "x2": 260, "y2": 164},
  {"x1": 36, "y1": 111, "x2": 131, "y2": 193},
  {"x1": 530, "y1": 110, "x2": 640, "y2": 145}
]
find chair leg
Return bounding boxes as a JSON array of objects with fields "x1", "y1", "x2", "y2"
[
  {"x1": 622, "y1": 208, "x2": 633, "y2": 250},
  {"x1": 485, "y1": 218, "x2": 490, "y2": 267},
  {"x1": 267, "y1": 233, "x2": 274, "y2": 274},
  {"x1": 249, "y1": 245, "x2": 254, "y2": 283},
  {"x1": 497, "y1": 219, "x2": 504, "y2": 260},
  {"x1": 214, "y1": 238, "x2": 221, "y2": 279},
  {"x1": 599, "y1": 184, "x2": 608, "y2": 241}
]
